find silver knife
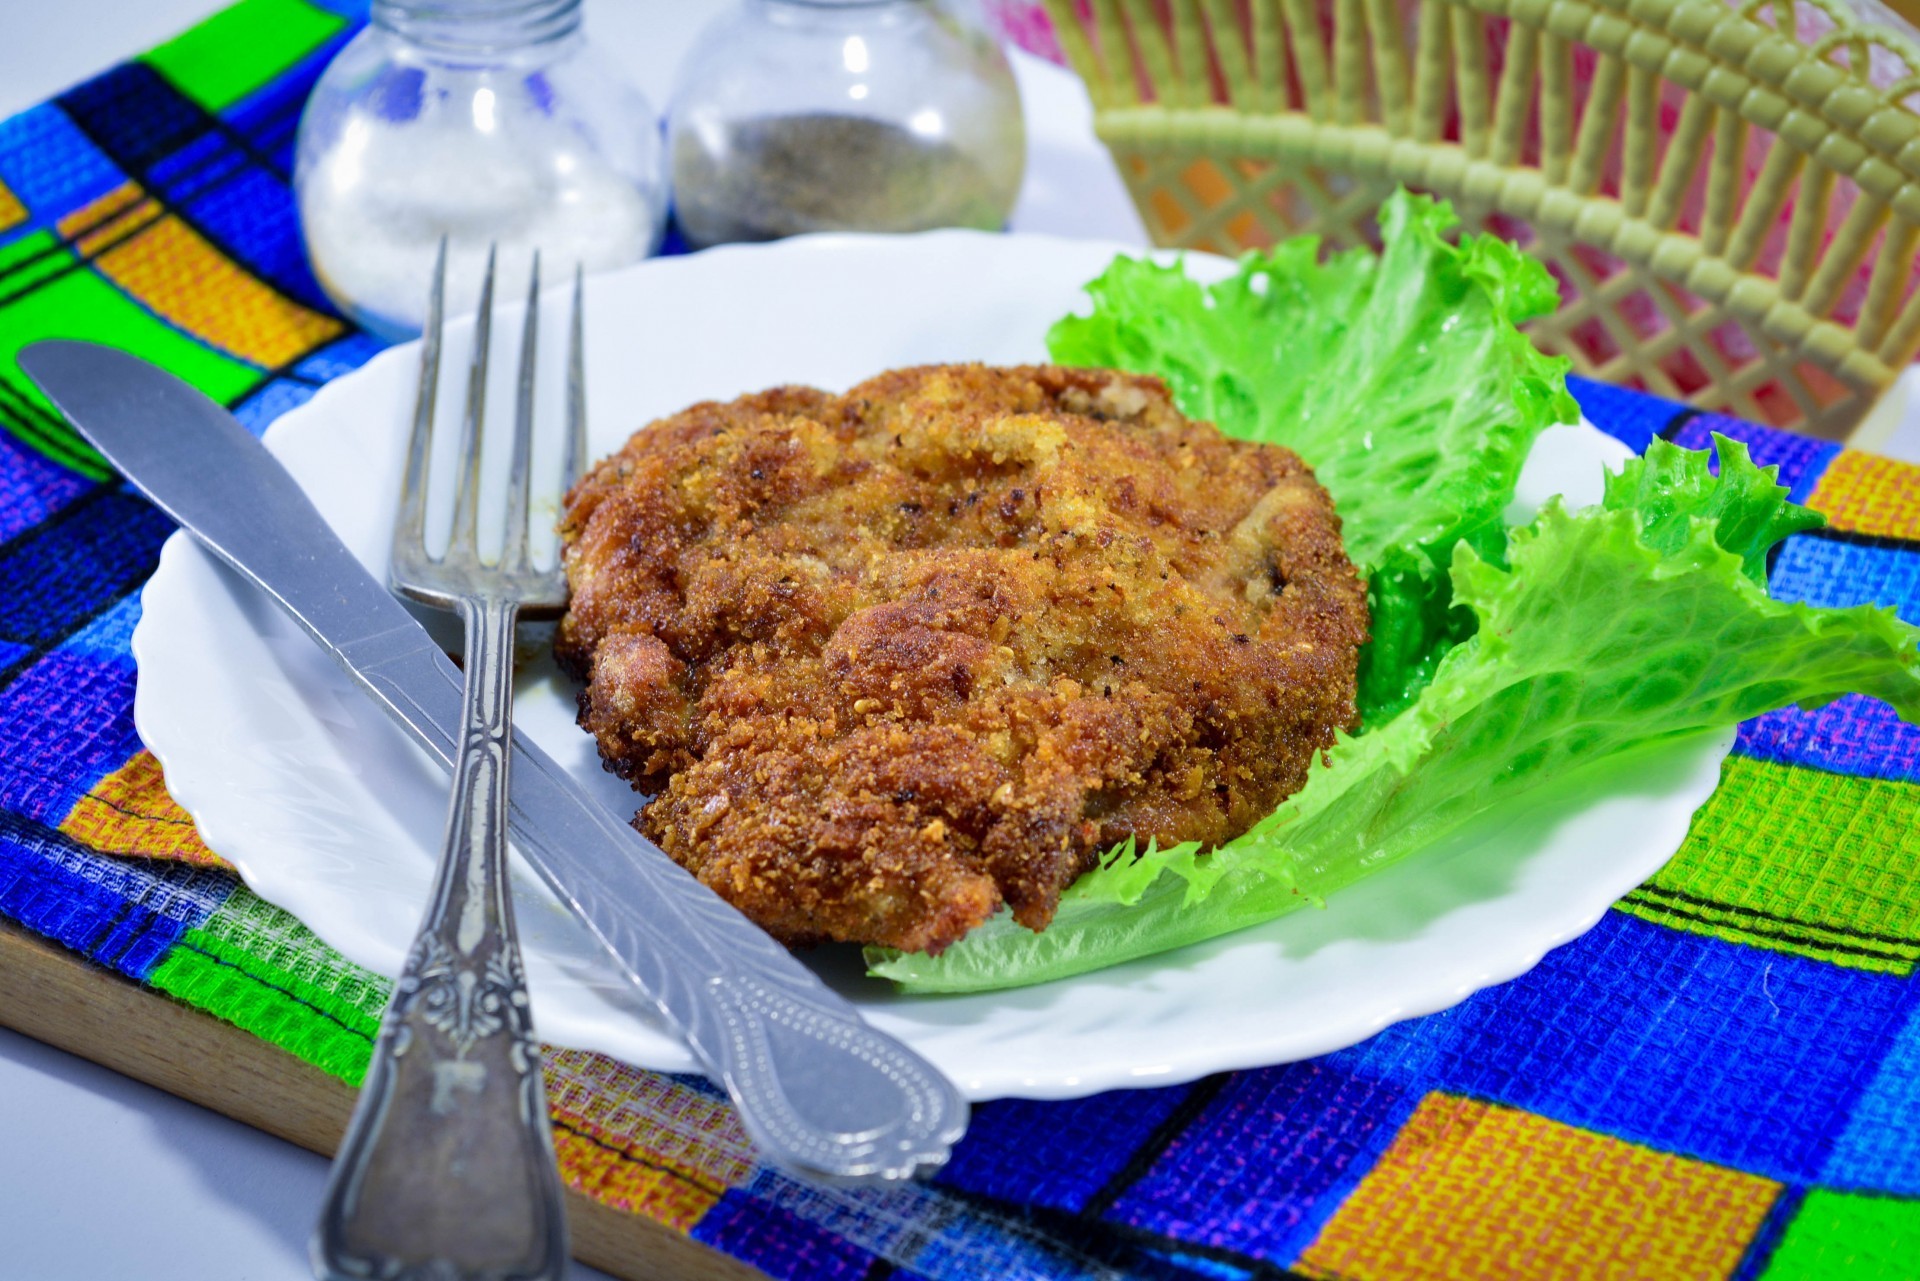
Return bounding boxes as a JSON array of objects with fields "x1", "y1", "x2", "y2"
[{"x1": 20, "y1": 339, "x2": 966, "y2": 1184}]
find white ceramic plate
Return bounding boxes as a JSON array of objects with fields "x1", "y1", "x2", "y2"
[{"x1": 133, "y1": 231, "x2": 1731, "y2": 1101}]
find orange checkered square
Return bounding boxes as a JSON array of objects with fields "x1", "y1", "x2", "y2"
[
  {"x1": 1805, "y1": 451, "x2": 1920, "y2": 541},
  {"x1": 59, "y1": 182, "x2": 343, "y2": 369},
  {"x1": 0, "y1": 178, "x2": 25, "y2": 234},
  {"x1": 542, "y1": 1049, "x2": 755, "y2": 1231},
  {"x1": 59, "y1": 750, "x2": 228, "y2": 868},
  {"x1": 550, "y1": 1125, "x2": 723, "y2": 1232},
  {"x1": 1296, "y1": 1094, "x2": 1782, "y2": 1281}
]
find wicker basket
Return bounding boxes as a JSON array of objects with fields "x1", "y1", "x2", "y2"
[{"x1": 1041, "y1": 0, "x2": 1920, "y2": 440}]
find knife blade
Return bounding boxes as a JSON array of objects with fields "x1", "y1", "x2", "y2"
[{"x1": 20, "y1": 339, "x2": 966, "y2": 1184}]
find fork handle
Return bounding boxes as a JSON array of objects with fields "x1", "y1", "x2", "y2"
[{"x1": 313, "y1": 595, "x2": 569, "y2": 1281}]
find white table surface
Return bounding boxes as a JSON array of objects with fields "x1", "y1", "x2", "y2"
[
  {"x1": 0, "y1": 4, "x2": 1143, "y2": 1279},
  {"x1": 1, "y1": 3, "x2": 1914, "y2": 1278}
]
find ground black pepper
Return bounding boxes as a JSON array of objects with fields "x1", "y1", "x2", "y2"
[{"x1": 671, "y1": 112, "x2": 1005, "y2": 248}]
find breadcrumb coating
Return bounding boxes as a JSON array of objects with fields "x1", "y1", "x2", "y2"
[{"x1": 556, "y1": 365, "x2": 1368, "y2": 953}]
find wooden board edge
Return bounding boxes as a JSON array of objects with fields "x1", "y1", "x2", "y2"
[{"x1": 0, "y1": 918, "x2": 762, "y2": 1281}]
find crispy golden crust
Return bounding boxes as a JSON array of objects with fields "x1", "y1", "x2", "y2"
[{"x1": 556, "y1": 365, "x2": 1368, "y2": 953}]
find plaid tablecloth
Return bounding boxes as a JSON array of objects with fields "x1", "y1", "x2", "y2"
[{"x1": 1, "y1": 2, "x2": 1917, "y2": 1277}]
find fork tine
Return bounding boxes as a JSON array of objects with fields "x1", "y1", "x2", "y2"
[
  {"x1": 392, "y1": 238, "x2": 446, "y2": 570},
  {"x1": 564, "y1": 262, "x2": 587, "y2": 494},
  {"x1": 447, "y1": 244, "x2": 497, "y2": 565},
  {"x1": 502, "y1": 251, "x2": 540, "y2": 571}
]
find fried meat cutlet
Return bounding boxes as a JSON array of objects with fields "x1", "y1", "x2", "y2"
[{"x1": 555, "y1": 364, "x2": 1368, "y2": 954}]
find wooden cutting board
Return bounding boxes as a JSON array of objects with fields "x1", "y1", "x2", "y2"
[{"x1": 0, "y1": 917, "x2": 759, "y2": 1281}]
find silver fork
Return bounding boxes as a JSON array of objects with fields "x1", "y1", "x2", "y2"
[{"x1": 312, "y1": 244, "x2": 573, "y2": 1281}]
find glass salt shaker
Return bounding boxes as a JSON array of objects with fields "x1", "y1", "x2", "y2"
[
  {"x1": 294, "y1": 0, "x2": 666, "y2": 339},
  {"x1": 667, "y1": 0, "x2": 1025, "y2": 250}
]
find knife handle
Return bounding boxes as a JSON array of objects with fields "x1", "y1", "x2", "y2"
[
  {"x1": 313, "y1": 597, "x2": 567, "y2": 1281},
  {"x1": 700, "y1": 971, "x2": 964, "y2": 1183}
]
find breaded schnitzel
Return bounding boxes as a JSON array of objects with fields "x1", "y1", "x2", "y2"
[{"x1": 555, "y1": 365, "x2": 1368, "y2": 953}]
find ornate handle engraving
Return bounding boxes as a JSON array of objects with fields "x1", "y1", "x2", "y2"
[
  {"x1": 702, "y1": 973, "x2": 967, "y2": 1183},
  {"x1": 314, "y1": 596, "x2": 567, "y2": 1281}
]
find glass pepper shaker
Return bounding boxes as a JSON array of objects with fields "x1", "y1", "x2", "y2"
[
  {"x1": 294, "y1": 0, "x2": 667, "y2": 339},
  {"x1": 667, "y1": 0, "x2": 1025, "y2": 250}
]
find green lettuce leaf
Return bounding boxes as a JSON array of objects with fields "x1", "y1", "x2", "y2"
[
  {"x1": 868, "y1": 437, "x2": 1920, "y2": 992},
  {"x1": 1047, "y1": 191, "x2": 1578, "y2": 720},
  {"x1": 1601, "y1": 432, "x2": 1825, "y2": 585}
]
